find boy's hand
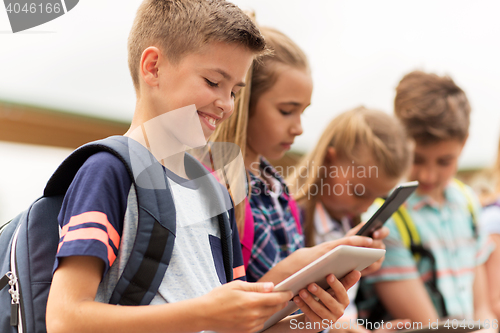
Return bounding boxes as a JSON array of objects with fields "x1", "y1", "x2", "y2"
[
  {"x1": 293, "y1": 270, "x2": 360, "y2": 327},
  {"x1": 199, "y1": 280, "x2": 292, "y2": 333},
  {"x1": 347, "y1": 223, "x2": 389, "y2": 276}
]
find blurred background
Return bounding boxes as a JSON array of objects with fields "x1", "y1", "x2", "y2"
[{"x1": 1, "y1": 0, "x2": 499, "y2": 223}]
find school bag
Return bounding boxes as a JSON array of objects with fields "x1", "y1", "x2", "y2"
[
  {"x1": 356, "y1": 178, "x2": 477, "y2": 321},
  {"x1": 0, "y1": 135, "x2": 234, "y2": 333},
  {"x1": 241, "y1": 196, "x2": 302, "y2": 269}
]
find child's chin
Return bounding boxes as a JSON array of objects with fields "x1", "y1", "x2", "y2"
[
  {"x1": 270, "y1": 152, "x2": 286, "y2": 161},
  {"x1": 416, "y1": 186, "x2": 437, "y2": 196}
]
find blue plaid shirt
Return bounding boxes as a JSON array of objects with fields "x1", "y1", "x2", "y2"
[{"x1": 246, "y1": 158, "x2": 305, "y2": 282}]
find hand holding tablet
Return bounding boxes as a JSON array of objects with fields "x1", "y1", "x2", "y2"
[{"x1": 260, "y1": 245, "x2": 386, "y2": 331}]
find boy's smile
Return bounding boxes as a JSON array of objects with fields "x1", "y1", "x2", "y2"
[
  {"x1": 197, "y1": 110, "x2": 222, "y2": 131},
  {"x1": 140, "y1": 42, "x2": 254, "y2": 141}
]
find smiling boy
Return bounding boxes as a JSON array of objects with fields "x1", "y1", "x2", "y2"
[
  {"x1": 45, "y1": 1, "x2": 359, "y2": 333},
  {"x1": 362, "y1": 71, "x2": 495, "y2": 329}
]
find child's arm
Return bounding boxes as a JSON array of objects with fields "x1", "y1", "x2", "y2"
[
  {"x1": 46, "y1": 256, "x2": 292, "y2": 333},
  {"x1": 373, "y1": 278, "x2": 439, "y2": 323},
  {"x1": 485, "y1": 234, "x2": 500, "y2": 319},
  {"x1": 472, "y1": 263, "x2": 497, "y2": 333}
]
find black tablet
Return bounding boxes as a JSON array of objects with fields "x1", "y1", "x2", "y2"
[{"x1": 356, "y1": 181, "x2": 419, "y2": 237}]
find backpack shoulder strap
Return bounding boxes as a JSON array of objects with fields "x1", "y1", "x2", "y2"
[
  {"x1": 452, "y1": 178, "x2": 478, "y2": 236},
  {"x1": 46, "y1": 136, "x2": 179, "y2": 306},
  {"x1": 242, "y1": 194, "x2": 303, "y2": 269},
  {"x1": 242, "y1": 199, "x2": 255, "y2": 269},
  {"x1": 288, "y1": 197, "x2": 303, "y2": 235},
  {"x1": 373, "y1": 198, "x2": 421, "y2": 259}
]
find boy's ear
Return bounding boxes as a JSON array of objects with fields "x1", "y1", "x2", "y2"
[{"x1": 140, "y1": 47, "x2": 161, "y2": 88}]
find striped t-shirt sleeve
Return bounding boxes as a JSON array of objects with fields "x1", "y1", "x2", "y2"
[{"x1": 53, "y1": 152, "x2": 132, "y2": 277}]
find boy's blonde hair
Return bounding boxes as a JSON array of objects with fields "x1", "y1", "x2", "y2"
[
  {"x1": 210, "y1": 26, "x2": 310, "y2": 235},
  {"x1": 394, "y1": 70, "x2": 471, "y2": 144},
  {"x1": 287, "y1": 107, "x2": 411, "y2": 246},
  {"x1": 128, "y1": 0, "x2": 266, "y2": 92}
]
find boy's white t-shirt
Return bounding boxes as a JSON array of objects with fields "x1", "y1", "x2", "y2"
[
  {"x1": 151, "y1": 175, "x2": 222, "y2": 303},
  {"x1": 96, "y1": 170, "x2": 222, "y2": 306}
]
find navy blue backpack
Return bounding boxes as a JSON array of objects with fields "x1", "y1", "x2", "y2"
[{"x1": 0, "y1": 136, "x2": 234, "y2": 333}]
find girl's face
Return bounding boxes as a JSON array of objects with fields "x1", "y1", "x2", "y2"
[
  {"x1": 320, "y1": 149, "x2": 399, "y2": 221},
  {"x1": 246, "y1": 65, "x2": 313, "y2": 165}
]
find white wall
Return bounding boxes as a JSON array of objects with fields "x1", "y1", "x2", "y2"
[{"x1": 0, "y1": 141, "x2": 72, "y2": 224}]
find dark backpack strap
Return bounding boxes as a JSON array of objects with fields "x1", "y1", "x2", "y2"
[
  {"x1": 46, "y1": 136, "x2": 234, "y2": 303},
  {"x1": 409, "y1": 244, "x2": 448, "y2": 318},
  {"x1": 99, "y1": 137, "x2": 177, "y2": 305},
  {"x1": 45, "y1": 136, "x2": 177, "y2": 306}
]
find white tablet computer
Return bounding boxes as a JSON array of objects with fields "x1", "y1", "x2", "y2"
[{"x1": 260, "y1": 245, "x2": 386, "y2": 332}]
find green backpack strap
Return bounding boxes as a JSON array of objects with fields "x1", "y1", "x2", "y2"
[
  {"x1": 452, "y1": 178, "x2": 477, "y2": 237},
  {"x1": 373, "y1": 198, "x2": 421, "y2": 257},
  {"x1": 373, "y1": 197, "x2": 448, "y2": 318}
]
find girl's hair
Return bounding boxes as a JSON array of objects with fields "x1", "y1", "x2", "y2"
[
  {"x1": 248, "y1": 27, "x2": 309, "y2": 117},
  {"x1": 210, "y1": 26, "x2": 310, "y2": 236},
  {"x1": 287, "y1": 106, "x2": 412, "y2": 246}
]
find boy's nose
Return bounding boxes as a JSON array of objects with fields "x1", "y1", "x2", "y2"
[
  {"x1": 418, "y1": 167, "x2": 437, "y2": 184},
  {"x1": 214, "y1": 93, "x2": 234, "y2": 114}
]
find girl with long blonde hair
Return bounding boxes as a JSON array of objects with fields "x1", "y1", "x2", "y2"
[
  {"x1": 288, "y1": 107, "x2": 412, "y2": 247},
  {"x1": 211, "y1": 26, "x2": 312, "y2": 282},
  {"x1": 287, "y1": 106, "x2": 412, "y2": 323}
]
